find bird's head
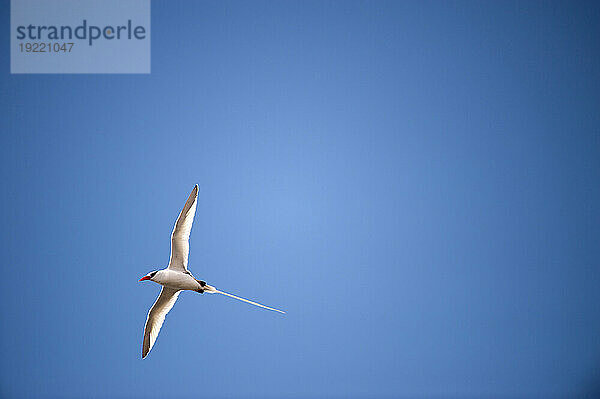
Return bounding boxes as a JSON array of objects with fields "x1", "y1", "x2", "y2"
[{"x1": 139, "y1": 270, "x2": 158, "y2": 282}]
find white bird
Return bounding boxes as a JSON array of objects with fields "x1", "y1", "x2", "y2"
[{"x1": 139, "y1": 185, "x2": 285, "y2": 359}]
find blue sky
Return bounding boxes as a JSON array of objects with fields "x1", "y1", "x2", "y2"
[{"x1": 1, "y1": 1, "x2": 600, "y2": 398}]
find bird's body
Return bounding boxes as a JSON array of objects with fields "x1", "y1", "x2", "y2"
[
  {"x1": 139, "y1": 185, "x2": 284, "y2": 359},
  {"x1": 150, "y1": 269, "x2": 210, "y2": 292}
]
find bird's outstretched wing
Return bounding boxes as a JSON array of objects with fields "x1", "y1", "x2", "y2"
[
  {"x1": 142, "y1": 287, "x2": 181, "y2": 359},
  {"x1": 168, "y1": 185, "x2": 198, "y2": 272}
]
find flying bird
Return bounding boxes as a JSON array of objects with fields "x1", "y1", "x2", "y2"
[{"x1": 139, "y1": 185, "x2": 285, "y2": 359}]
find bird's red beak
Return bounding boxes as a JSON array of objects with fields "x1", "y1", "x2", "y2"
[{"x1": 139, "y1": 276, "x2": 151, "y2": 282}]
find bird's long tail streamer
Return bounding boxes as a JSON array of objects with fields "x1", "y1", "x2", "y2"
[{"x1": 215, "y1": 290, "x2": 286, "y2": 314}]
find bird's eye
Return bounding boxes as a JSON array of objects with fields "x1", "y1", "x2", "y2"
[{"x1": 150, "y1": 271, "x2": 157, "y2": 278}]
